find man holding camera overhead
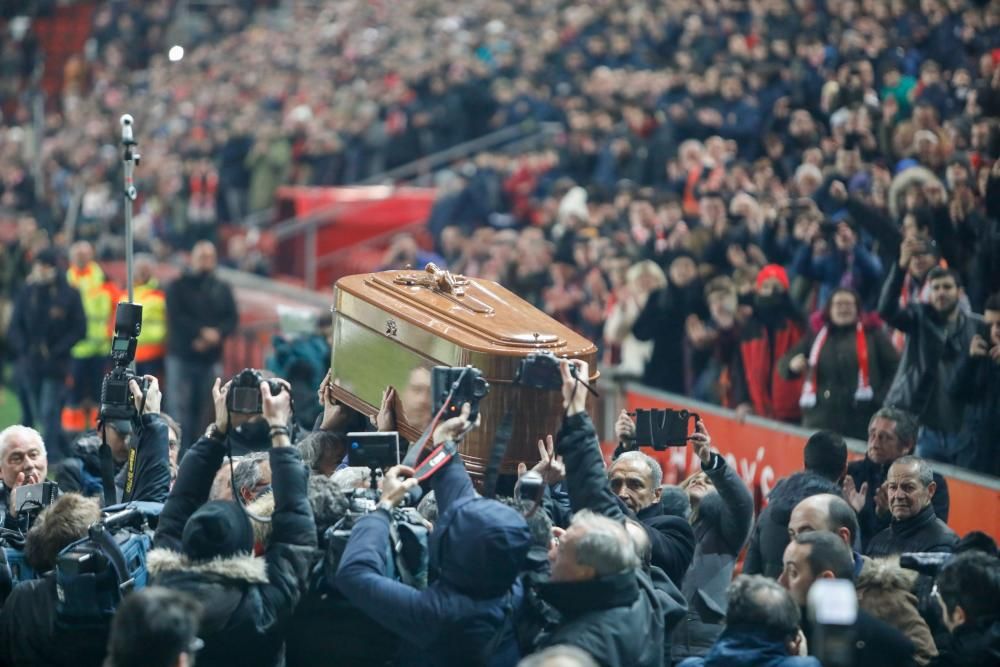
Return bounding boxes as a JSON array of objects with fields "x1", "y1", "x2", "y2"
[{"x1": 165, "y1": 241, "x2": 238, "y2": 452}]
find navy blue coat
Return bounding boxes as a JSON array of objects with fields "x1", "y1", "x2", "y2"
[
  {"x1": 678, "y1": 629, "x2": 820, "y2": 667},
  {"x1": 336, "y1": 453, "x2": 531, "y2": 667},
  {"x1": 8, "y1": 276, "x2": 85, "y2": 379}
]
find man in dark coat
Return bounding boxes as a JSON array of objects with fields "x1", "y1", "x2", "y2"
[
  {"x1": 743, "y1": 431, "x2": 847, "y2": 579},
  {"x1": 780, "y1": 531, "x2": 918, "y2": 667},
  {"x1": 878, "y1": 258, "x2": 977, "y2": 465},
  {"x1": 932, "y1": 551, "x2": 1000, "y2": 667},
  {"x1": 948, "y1": 293, "x2": 1000, "y2": 476},
  {"x1": 7, "y1": 248, "x2": 86, "y2": 460},
  {"x1": 150, "y1": 380, "x2": 316, "y2": 667},
  {"x1": 865, "y1": 456, "x2": 957, "y2": 557},
  {"x1": 335, "y1": 403, "x2": 532, "y2": 667},
  {"x1": 165, "y1": 241, "x2": 238, "y2": 451},
  {"x1": 606, "y1": 445, "x2": 696, "y2": 585},
  {"x1": 632, "y1": 252, "x2": 706, "y2": 394},
  {"x1": 678, "y1": 575, "x2": 820, "y2": 667},
  {"x1": 845, "y1": 407, "x2": 949, "y2": 550},
  {"x1": 548, "y1": 360, "x2": 686, "y2": 664}
]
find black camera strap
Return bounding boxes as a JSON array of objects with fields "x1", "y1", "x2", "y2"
[
  {"x1": 98, "y1": 437, "x2": 117, "y2": 509},
  {"x1": 481, "y1": 410, "x2": 513, "y2": 499}
]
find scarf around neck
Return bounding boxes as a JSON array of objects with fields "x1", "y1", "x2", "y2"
[{"x1": 800, "y1": 321, "x2": 873, "y2": 408}]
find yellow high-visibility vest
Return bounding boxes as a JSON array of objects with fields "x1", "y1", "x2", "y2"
[
  {"x1": 129, "y1": 280, "x2": 167, "y2": 362},
  {"x1": 67, "y1": 262, "x2": 115, "y2": 359}
]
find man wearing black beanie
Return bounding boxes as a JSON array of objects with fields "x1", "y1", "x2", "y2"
[{"x1": 148, "y1": 377, "x2": 316, "y2": 667}]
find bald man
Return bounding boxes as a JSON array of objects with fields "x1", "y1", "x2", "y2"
[{"x1": 165, "y1": 242, "x2": 238, "y2": 450}]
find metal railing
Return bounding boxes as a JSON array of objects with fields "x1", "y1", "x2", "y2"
[{"x1": 266, "y1": 120, "x2": 563, "y2": 289}]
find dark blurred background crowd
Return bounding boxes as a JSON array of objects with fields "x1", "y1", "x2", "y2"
[{"x1": 2, "y1": 0, "x2": 1000, "y2": 470}]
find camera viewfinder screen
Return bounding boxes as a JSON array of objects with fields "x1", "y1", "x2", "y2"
[
  {"x1": 230, "y1": 387, "x2": 259, "y2": 412},
  {"x1": 112, "y1": 338, "x2": 131, "y2": 352},
  {"x1": 104, "y1": 383, "x2": 130, "y2": 404}
]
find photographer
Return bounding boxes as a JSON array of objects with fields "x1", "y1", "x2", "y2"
[
  {"x1": 539, "y1": 359, "x2": 684, "y2": 665},
  {"x1": 335, "y1": 403, "x2": 533, "y2": 667},
  {"x1": 0, "y1": 425, "x2": 48, "y2": 522},
  {"x1": 56, "y1": 376, "x2": 172, "y2": 506},
  {"x1": 149, "y1": 379, "x2": 316, "y2": 667},
  {"x1": 0, "y1": 493, "x2": 107, "y2": 666},
  {"x1": 932, "y1": 551, "x2": 1000, "y2": 666}
]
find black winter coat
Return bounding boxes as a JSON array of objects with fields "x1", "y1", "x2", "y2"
[
  {"x1": 878, "y1": 264, "x2": 977, "y2": 432},
  {"x1": 549, "y1": 412, "x2": 687, "y2": 665},
  {"x1": 164, "y1": 270, "x2": 238, "y2": 363},
  {"x1": 7, "y1": 276, "x2": 85, "y2": 379},
  {"x1": 556, "y1": 413, "x2": 695, "y2": 587},
  {"x1": 847, "y1": 457, "x2": 950, "y2": 550},
  {"x1": 0, "y1": 575, "x2": 107, "y2": 667},
  {"x1": 742, "y1": 472, "x2": 843, "y2": 579},
  {"x1": 932, "y1": 618, "x2": 1000, "y2": 667},
  {"x1": 803, "y1": 609, "x2": 918, "y2": 667},
  {"x1": 633, "y1": 282, "x2": 707, "y2": 394},
  {"x1": 778, "y1": 324, "x2": 898, "y2": 440},
  {"x1": 866, "y1": 505, "x2": 958, "y2": 557},
  {"x1": 150, "y1": 436, "x2": 317, "y2": 667},
  {"x1": 671, "y1": 454, "x2": 755, "y2": 663},
  {"x1": 948, "y1": 354, "x2": 1000, "y2": 476}
]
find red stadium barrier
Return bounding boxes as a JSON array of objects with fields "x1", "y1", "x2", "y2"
[{"x1": 622, "y1": 384, "x2": 1000, "y2": 542}]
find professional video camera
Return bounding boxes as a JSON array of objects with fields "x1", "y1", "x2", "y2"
[
  {"x1": 899, "y1": 552, "x2": 953, "y2": 577},
  {"x1": 227, "y1": 368, "x2": 287, "y2": 414},
  {"x1": 629, "y1": 408, "x2": 701, "y2": 451},
  {"x1": 99, "y1": 303, "x2": 148, "y2": 423},
  {"x1": 325, "y1": 431, "x2": 428, "y2": 586},
  {"x1": 431, "y1": 366, "x2": 490, "y2": 421},
  {"x1": 0, "y1": 482, "x2": 61, "y2": 598}
]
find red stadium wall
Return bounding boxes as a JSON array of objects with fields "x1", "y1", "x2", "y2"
[{"x1": 622, "y1": 386, "x2": 1000, "y2": 542}]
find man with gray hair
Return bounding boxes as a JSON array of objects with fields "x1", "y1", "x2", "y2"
[
  {"x1": 679, "y1": 574, "x2": 819, "y2": 666},
  {"x1": 232, "y1": 451, "x2": 272, "y2": 503},
  {"x1": 0, "y1": 425, "x2": 47, "y2": 521},
  {"x1": 534, "y1": 509, "x2": 665, "y2": 667},
  {"x1": 844, "y1": 406, "x2": 950, "y2": 550},
  {"x1": 518, "y1": 645, "x2": 599, "y2": 667},
  {"x1": 609, "y1": 447, "x2": 695, "y2": 586},
  {"x1": 866, "y1": 455, "x2": 957, "y2": 557}
]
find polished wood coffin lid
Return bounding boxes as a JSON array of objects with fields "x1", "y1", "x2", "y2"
[
  {"x1": 335, "y1": 264, "x2": 597, "y2": 371},
  {"x1": 329, "y1": 264, "x2": 599, "y2": 476}
]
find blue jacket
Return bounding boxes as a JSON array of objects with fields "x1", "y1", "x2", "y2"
[
  {"x1": 336, "y1": 454, "x2": 532, "y2": 667},
  {"x1": 678, "y1": 629, "x2": 821, "y2": 667}
]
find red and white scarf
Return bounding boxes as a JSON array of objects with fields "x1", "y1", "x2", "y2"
[{"x1": 800, "y1": 322, "x2": 874, "y2": 408}]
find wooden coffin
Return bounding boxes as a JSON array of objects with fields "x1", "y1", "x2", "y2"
[{"x1": 328, "y1": 264, "x2": 598, "y2": 476}]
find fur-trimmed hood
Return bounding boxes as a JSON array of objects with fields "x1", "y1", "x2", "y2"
[
  {"x1": 147, "y1": 547, "x2": 269, "y2": 584},
  {"x1": 856, "y1": 555, "x2": 918, "y2": 594}
]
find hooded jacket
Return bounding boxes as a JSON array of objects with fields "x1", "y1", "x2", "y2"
[
  {"x1": 739, "y1": 295, "x2": 806, "y2": 422},
  {"x1": 856, "y1": 556, "x2": 938, "y2": 665},
  {"x1": 149, "y1": 435, "x2": 317, "y2": 667},
  {"x1": 335, "y1": 453, "x2": 531, "y2": 667},
  {"x1": 743, "y1": 472, "x2": 843, "y2": 579},
  {"x1": 866, "y1": 505, "x2": 958, "y2": 558},
  {"x1": 672, "y1": 454, "x2": 755, "y2": 662}
]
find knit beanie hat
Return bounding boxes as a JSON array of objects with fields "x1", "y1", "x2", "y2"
[{"x1": 182, "y1": 500, "x2": 254, "y2": 561}]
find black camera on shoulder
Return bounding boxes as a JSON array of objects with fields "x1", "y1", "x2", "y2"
[
  {"x1": 514, "y1": 350, "x2": 579, "y2": 391},
  {"x1": 431, "y1": 365, "x2": 490, "y2": 421},
  {"x1": 632, "y1": 408, "x2": 700, "y2": 451},
  {"x1": 100, "y1": 303, "x2": 147, "y2": 423},
  {"x1": 227, "y1": 368, "x2": 285, "y2": 414}
]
